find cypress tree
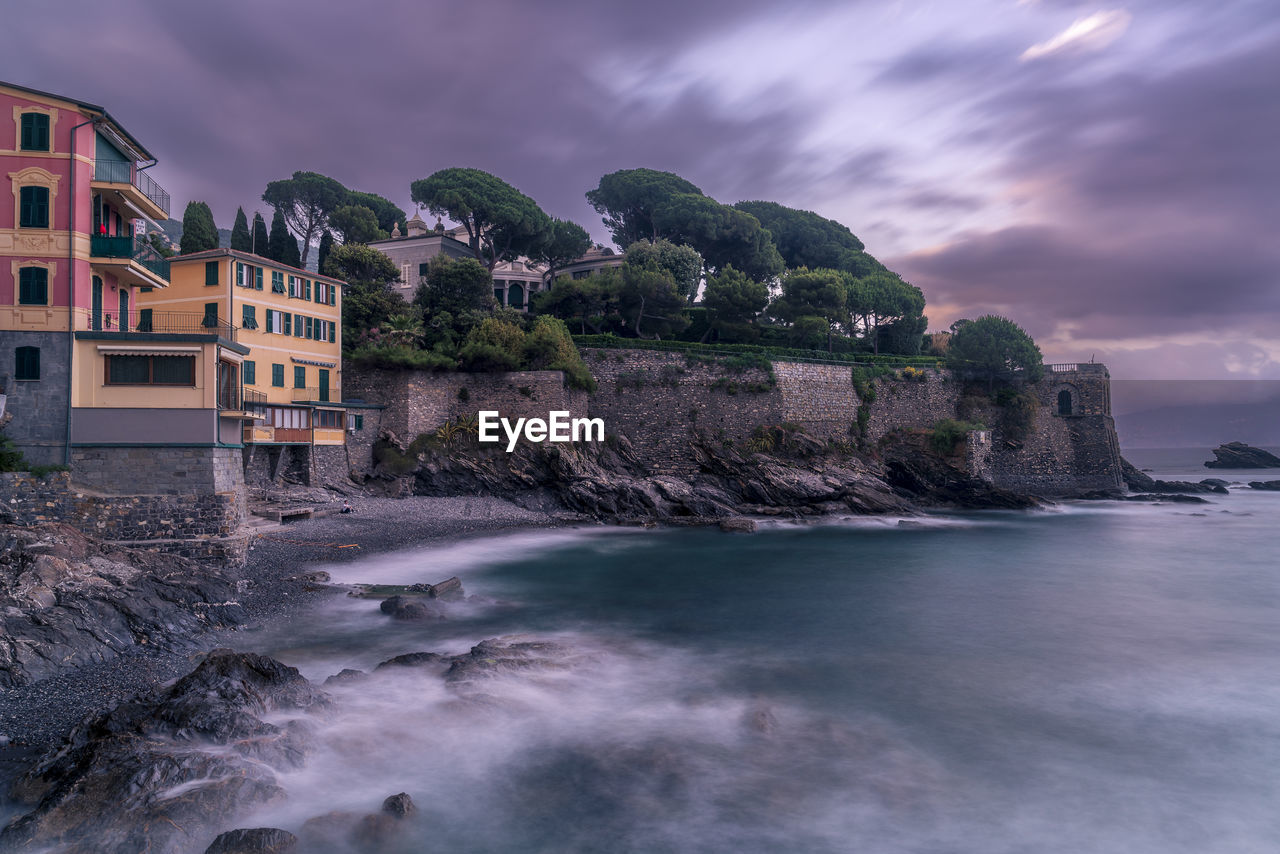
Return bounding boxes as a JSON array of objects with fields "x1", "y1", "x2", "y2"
[
  {"x1": 267, "y1": 208, "x2": 292, "y2": 264},
  {"x1": 230, "y1": 207, "x2": 251, "y2": 252},
  {"x1": 179, "y1": 201, "x2": 218, "y2": 254},
  {"x1": 317, "y1": 229, "x2": 334, "y2": 275},
  {"x1": 283, "y1": 234, "x2": 301, "y2": 268},
  {"x1": 251, "y1": 212, "x2": 270, "y2": 257}
]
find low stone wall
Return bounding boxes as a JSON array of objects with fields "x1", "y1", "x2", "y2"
[
  {"x1": 0, "y1": 471, "x2": 246, "y2": 563},
  {"x1": 344, "y1": 366, "x2": 587, "y2": 442}
]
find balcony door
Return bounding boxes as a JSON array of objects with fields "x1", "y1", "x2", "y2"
[
  {"x1": 318, "y1": 369, "x2": 330, "y2": 402},
  {"x1": 91, "y1": 277, "x2": 103, "y2": 330},
  {"x1": 118, "y1": 289, "x2": 129, "y2": 332},
  {"x1": 218, "y1": 360, "x2": 239, "y2": 410}
]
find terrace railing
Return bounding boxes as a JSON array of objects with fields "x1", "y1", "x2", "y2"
[{"x1": 93, "y1": 160, "x2": 171, "y2": 216}]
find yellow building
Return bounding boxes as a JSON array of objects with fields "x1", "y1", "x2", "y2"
[{"x1": 143, "y1": 249, "x2": 350, "y2": 446}]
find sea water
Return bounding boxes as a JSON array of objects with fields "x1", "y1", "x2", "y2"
[{"x1": 238, "y1": 448, "x2": 1280, "y2": 853}]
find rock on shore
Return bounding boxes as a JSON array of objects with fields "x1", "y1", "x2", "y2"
[
  {"x1": 1, "y1": 650, "x2": 328, "y2": 854},
  {"x1": 1205, "y1": 442, "x2": 1280, "y2": 469},
  {"x1": 0, "y1": 522, "x2": 247, "y2": 688}
]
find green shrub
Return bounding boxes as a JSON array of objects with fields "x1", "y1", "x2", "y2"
[
  {"x1": 929, "y1": 419, "x2": 985, "y2": 455},
  {"x1": 29, "y1": 464, "x2": 69, "y2": 479},
  {"x1": 996, "y1": 388, "x2": 1038, "y2": 442},
  {"x1": 349, "y1": 344, "x2": 455, "y2": 372},
  {"x1": 458, "y1": 342, "x2": 521, "y2": 372},
  {"x1": 0, "y1": 432, "x2": 28, "y2": 472}
]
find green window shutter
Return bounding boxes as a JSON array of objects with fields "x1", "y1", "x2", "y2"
[
  {"x1": 243, "y1": 360, "x2": 256, "y2": 385},
  {"x1": 18, "y1": 268, "x2": 48, "y2": 305},
  {"x1": 138, "y1": 308, "x2": 153, "y2": 331},
  {"x1": 242, "y1": 304, "x2": 256, "y2": 328},
  {"x1": 205, "y1": 261, "x2": 219, "y2": 285},
  {"x1": 353, "y1": 414, "x2": 363, "y2": 430},
  {"x1": 294, "y1": 313, "x2": 303, "y2": 337},
  {"x1": 15, "y1": 346, "x2": 40, "y2": 381},
  {"x1": 203, "y1": 302, "x2": 218, "y2": 328},
  {"x1": 236, "y1": 262, "x2": 245, "y2": 287},
  {"x1": 305, "y1": 279, "x2": 312, "y2": 301},
  {"x1": 20, "y1": 114, "x2": 50, "y2": 151},
  {"x1": 272, "y1": 364, "x2": 284, "y2": 387},
  {"x1": 305, "y1": 316, "x2": 313, "y2": 339},
  {"x1": 263, "y1": 309, "x2": 272, "y2": 333},
  {"x1": 19, "y1": 187, "x2": 49, "y2": 228},
  {"x1": 272, "y1": 271, "x2": 284, "y2": 293},
  {"x1": 283, "y1": 312, "x2": 291, "y2": 335},
  {"x1": 329, "y1": 323, "x2": 336, "y2": 344},
  {"x1": 294, "y1": 366, "x2": 306, "y2": 388},
  {"x1": 418, "y1": 262, "x2": 429, "y2": 277},
  {"x1": 255, "y1": 267, "x2": 264, "y2": 290}
]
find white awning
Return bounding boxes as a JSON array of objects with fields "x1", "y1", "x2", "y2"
[{"x1": 291, "y1": 357, "x2": 336, "y2": 368}]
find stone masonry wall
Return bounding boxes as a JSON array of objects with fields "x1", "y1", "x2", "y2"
[
  {"x1": 344, "y1": 367, "x2": 587, "y2": 442},
  {"x1": 0, "y1": 471, "x2": 246, "y2": 563},
  {"x1": 0, "y1": 330, "x2": 71, "y2": 467},
  {"x1": 863, "y1": 370, "x2": 960, "y2": 444}
]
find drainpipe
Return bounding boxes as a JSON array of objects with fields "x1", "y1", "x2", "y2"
[{"x1": 65, "y1": 116, "x2": 100, "y2": 466}]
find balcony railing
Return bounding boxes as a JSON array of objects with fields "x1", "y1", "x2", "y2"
[
  {"x1": 93, "y1": 160, "x2": 171, "y2": 216},
  {"x1": 90, "y1": 234, "x2": 171, "y2": 281},
  {"x1": 244, "y1": 388, "x2": 268, "y2": 406},
  {"x1": 86, "y1": 309, "x2": 237, "y2": 339},
  {"x1": 292, "y1": 387, "x2": 334, "y2": 403}
]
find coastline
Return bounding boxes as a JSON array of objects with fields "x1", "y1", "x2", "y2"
[{"x1": 0, "y1": 496, "x2": 573, "y2": 781}]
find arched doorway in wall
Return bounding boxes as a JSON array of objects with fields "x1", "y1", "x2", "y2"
[
  {"x1": 508, "y1": 283, "x2": 525, "y2": 310},
  {"x1": 1058, "y1": 389, "x2": 1073, "y2": 416}
]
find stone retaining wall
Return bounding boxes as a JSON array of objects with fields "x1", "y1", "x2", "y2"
[{"x1": 0, "y1": 471, "x2": 246, "y2": 564}]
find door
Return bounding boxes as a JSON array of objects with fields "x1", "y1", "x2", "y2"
[
  {"x1": 318, "y1": 369, "x2": 330, "y2": 403},
  {"x1": 203, "y1": 302, "x2": 219, "y2": 329},
  {"x1": 118, "y1": 289, "x2": 129, "y2": 331},
  {"x1": 91, "y1": 277, "x2": 103, "y2": 330}
]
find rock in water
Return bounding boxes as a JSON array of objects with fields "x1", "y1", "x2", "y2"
[
  {"x1": 719, "y1": 517, "x2": 758, "y2": 533},
  {"x1": 1248, "y1": 480, "x2": 1280, "y2": 491},
  {"x1": 379, "y1": 594, "x2": 445, "y2": 620},
  {"x1": 382, "y1": 792, "x2": 417, "y2": 817},
  {"x1": 204, "y1": 828, "x2": 298, "y2": 853},
  {"x1": 1, "y1": 650, "x2": 328, "y2": 854},
  {"x1": 1205, "y1": 442, "x2": 1280, "y2": 469}
]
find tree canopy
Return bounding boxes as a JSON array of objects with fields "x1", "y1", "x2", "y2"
[
  {"x1": 251, "y1": 212, "x2": 269, "y2": 257},
  {"x1": 179, "y1": 202, "x2": 218, "y2": 254},
  {"x1": 945, "y1": 315, "x2": 1044, "y2": 387},
  {"x1": 413, "y1": 255, "x2": 495, "y2": 318},
  {"x1": 328, "y1": 204, "x2": 383, "y2": 244},
  {"x1": 586, "y1": 168, "x2": 703, "y2": 249},
  {"x1": 768, "y1": 268, "x2": 848, "y2": 350},
  {"x1": 703, "y1": 265, "x2": 768, "y2": 341},
  {"x1": 844, "y1": 272, "x2": 926, "y2": 354},
  {"x1": 324, "y1": 243, "x2": 402, "y2": 347},
  {"x1": 623, "y1": 239, "x2": 703, "y2": 303},
  {"x1": 733, "y1": 200, "x2": 883, "y2": 276},
  {"x1": 345, "y1": 190, "x2": 406, "y2": 237},
  {"x1": 230, "y1": 207, "x2": 251, "y2": 252},
  {"x1": 266, "y1": 208, "x2": 300, "y2": 267},
  {"x1": 262, "y1": 171, "x2": 346, "y2": 268},
  {"x1": 529, "y1": 217, "x2": 592, "y2": 282},
  {"x1": 410, "y1": 168, "x2": 550, "y2": 271}
]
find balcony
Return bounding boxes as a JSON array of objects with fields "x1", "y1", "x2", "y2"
[
  {"x1": 292, "y1": 387, "x2": 335, "y2": 403},
  {"x1": 90, "y1": 234, "x2": 171, "y2": 289},
  {"x1": 84, "y1": 309, "x2": 237, "y2": 339},
  {"x1": 91, "y1": 160, "x2": 171, "y2": 219}
]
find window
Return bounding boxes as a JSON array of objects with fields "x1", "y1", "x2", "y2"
[
  {"x1": 15, "y1": 346, "x2": 40, "y2": 381},
  {"x1": 20, "y1": 114, "x2": 50, "y2": 151},
  {"x1": 242, "y1": 304, "x2": 257, "y2": 329},
  {"x1": 255, "y1": 267, "x2": 264, "y2": 290},
  {"x1": 329, "y1": 323, "x2": 335, "y2": 344},
  {"x1": 304, "y1": 316, "x2": 314, "y2": 339},
  {"x1": 272, "y1": 363, "x2": 284, "y2": 387},
  {"x1": 271, "y1": 271, "x2": 285, "y2": 293},
  {"x1": 236, "y1": 262, "x2": 245, "y2": 287},
  {"x1": 293, "y1": 313, "x2": 303, "y2": 337},
  {"x1": 203, "y1": 302, "x2": 219, "y2": 328},
  {"x1": 283, "y1": 312, "x2": 291, "y2": 335},
  {"x1": 18, "y1": 268, "x2": 48, "y2": 305},
  {"x1": 315, "y1": 409, "x2": 343, "y2": 429},
  {"x1": 305, "y1": 279, "x2": 312, "y2": 301},
  {"x1": 205, "y1": 261, "x2": 219, "y2": 285},
  {"x1": 352, "y1": 414, "x2": 364, "y2": 431},
  {"x1": 315, "y1": 282, "x2": 328, "y2": 305},
  {"x1": 19, "y1": 186, "x2": 49, "y2": 228},
  {"x1": 294, "y1": 366, "x2": 306, "y2": 388},
  {"x1": 418, "y1": 262, "x2": 429, "y2": 278},
  {"x1": 106, "y1": 354, "x2": 195, "y2": 385},
  {"x1": 243, "y1": 360, "x2": 256, "y2": 385}
]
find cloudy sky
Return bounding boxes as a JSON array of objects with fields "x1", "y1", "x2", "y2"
[{"x1": 5, "y1": 0, "x2": 1277, "y2": 380}]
